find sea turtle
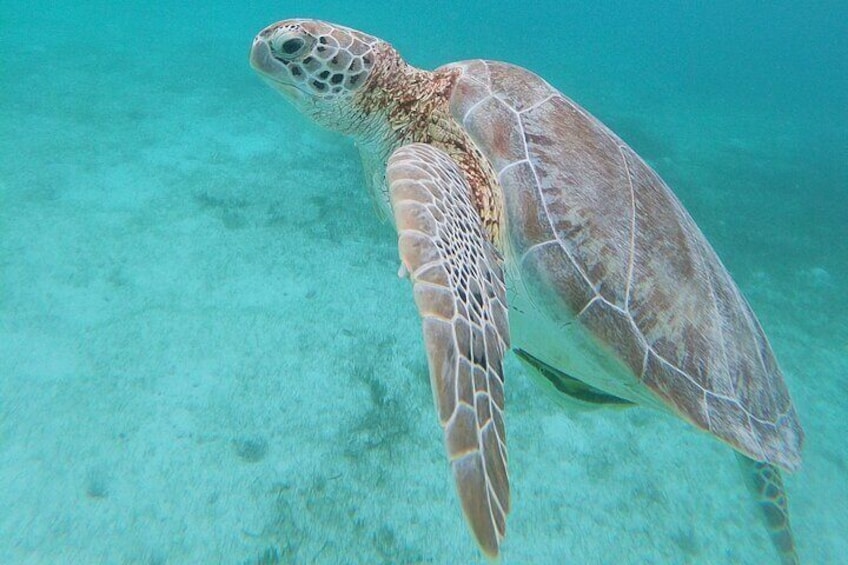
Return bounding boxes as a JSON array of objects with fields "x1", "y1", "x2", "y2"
[{"x1": 249, "y1": 19, "x2": 804, "y2": 563}]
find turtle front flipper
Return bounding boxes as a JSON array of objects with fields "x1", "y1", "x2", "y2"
[
  {"x1": 387, "y1": 143, "x2": 511, "y2": 558},
  {"x1": 735, "y1": 452, "x2": 800, "y2": 565}
]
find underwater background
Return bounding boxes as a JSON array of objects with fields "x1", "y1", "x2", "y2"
[{"x1": 1, "y1": 1, "x2": 845, "y2": 563}]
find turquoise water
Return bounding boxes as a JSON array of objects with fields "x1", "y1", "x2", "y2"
[{"x1": 1, "y1": 1, "x2": 846, "y2": 563}]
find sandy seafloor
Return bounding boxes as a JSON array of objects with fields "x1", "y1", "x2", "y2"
[{"x1": 1, "y1": 1, "x2": 846, "y2": 563}]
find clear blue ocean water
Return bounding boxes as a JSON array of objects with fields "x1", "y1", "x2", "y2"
[{"x1": 1, "y1": 1, "x2": 845, "y2": 563}]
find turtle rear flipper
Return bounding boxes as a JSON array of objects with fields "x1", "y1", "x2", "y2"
[
  {"x1": 387, "y1": 143, "x2": 511, "y2": 559},
  {"x1": 736, "y1": 453, "x2": 800, "y2": 565}
]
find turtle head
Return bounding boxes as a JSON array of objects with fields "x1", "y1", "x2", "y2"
[{"x1": 250, "y1": 19, "x2": 382, "y2": 132}]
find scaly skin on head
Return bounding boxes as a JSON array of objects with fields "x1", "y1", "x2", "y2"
[{"x1": 250, "y1": 19, "x2": 503, "y2": 243}]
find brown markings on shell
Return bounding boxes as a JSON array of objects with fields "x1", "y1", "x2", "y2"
[
  {"x1": 642, "y1": 351, "x2": 710, "y2": 429},
  {"x1": 706, "y1": 394, "x2": 761, "y2": 456},
  {"x1": 625, "y1": 147, "x2": 800, "y2": 468},
  {"x1": 626, "y1": 146, "x2": 706, "y2": 363},
  {"x1": 484, "y1": 63, "x2": 552, "y2": 111},
  {"x1": 522, "y1": 95, "x2": 632, "y2": 306},
  {"x1": 449, "y1": 60, "x2": 802, "y2": 470},
  {"x1": 580, "y1": 299, "x2": 647, "y2": 379},
  {"x1": 499, "y1": 161, "x2": 550, "y2": 253},
  {"x1": 461, "y1": 97, "x2": 526, "y2": 172},
  {"x1": 521, "y1": 243, "x2": 596, "y2": 319}
]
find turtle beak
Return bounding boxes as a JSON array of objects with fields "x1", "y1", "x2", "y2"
[
  {"x1": 249, "y1": 35, "x2": 278, "y2": 76},
  {"x1": 250, "y1": 35, "x2": 307, "y2": 101}
]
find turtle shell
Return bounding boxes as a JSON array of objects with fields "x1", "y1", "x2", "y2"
[{"x1": 442, "y1": 60, "x2": 803, "y2": 471}]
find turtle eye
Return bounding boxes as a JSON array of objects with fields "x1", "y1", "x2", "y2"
[
  {"x1": 281, "y1": 38, "x2": 305, "y2": 55},
  {"x1": 271, "y1": 32, "x2": 311, "y2": 60}
]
